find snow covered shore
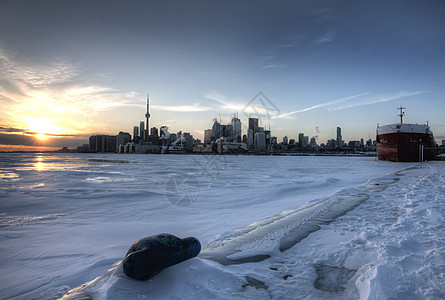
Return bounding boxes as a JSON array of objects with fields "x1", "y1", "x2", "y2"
[{"x1": 0, "y1": 154, "x2": 443, "y2": 299}]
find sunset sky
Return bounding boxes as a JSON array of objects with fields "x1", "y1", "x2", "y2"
[{"x1": 1, "y1": 0, "x2": 444, "y2": 151}]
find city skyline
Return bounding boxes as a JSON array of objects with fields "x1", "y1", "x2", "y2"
[
  {"x1": 86, "y1": 115, "x2": 376, "y2": 155},
  {"x1": 1, "y1": 1, "x2": 445, "y2": 151}
]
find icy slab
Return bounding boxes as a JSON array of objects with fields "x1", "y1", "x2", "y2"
[
  {"x1": 200, "y1": 193, "x2": 370, "y2": 265},
  {"x1": 60, "y1": 261, "x2": 123, "y2": 300},
  {"x1": 200, "y1": 171, "x2": 410, "y2": 267}
]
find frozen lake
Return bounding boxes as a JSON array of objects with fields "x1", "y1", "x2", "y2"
[{"x1": 0, "y1": 153, "x2": 443, "y2": 299}]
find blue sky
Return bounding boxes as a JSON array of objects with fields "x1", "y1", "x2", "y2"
[{"x1": 0, "y1": 0, "x2": 444, "y2": 149}]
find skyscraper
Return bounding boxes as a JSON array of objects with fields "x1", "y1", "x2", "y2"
[
  {"x1": 304, "y1": 136, "x2": 309, "y2": 148},
  {"x1": 150, "y1": 127, "x2": 158, "y2": 137},
  {"x1": 298, "y1": 133, "x2": 305, "y2": 147},
  {"x1": 254, "y1": 132, "x2": 266, "y2": 150},
  {"x1": 212, "y1": 120, "x2": 222, "y2": 141},
  {"x1": 247, "y1": 129, "x2": 254, "y2": 148},
  {"x1": 89, "y1": 135, "x2": 97, "y2": 152},
  {"x1": 309, "y1": 137, "x2": 317, "y2": 148},
  {"x1": 248, "y1": 117, "x2": 259, "y2": 134},
  {"x1": 140, "y1": 121, "x2": 145, "y2": 141},
  {"x1": 231, "y1": 115, "x2": 242, "y2": 142},
  {"x1": 223, "y1": 124, "x2": 233, "y2": 140},
  {"x1": 116, "y1": 132, "x2": 131, "y2": 151},
  {"x1": 337, "y1": 127, "x2": 343, "y2": 148},
  {"x1": 264, "y1": 130, "x2": 271, "y2": 145},
  {"x1": 133, "y1": 126, "x2": 139, "y2": 139}
]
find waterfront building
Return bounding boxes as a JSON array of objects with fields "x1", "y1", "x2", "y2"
[
  {"x1": 254, "y1": 132, "x2": 266, "y2": 150},
  {"x1": 212, "y1": 120, "x2": 222, "y2": 141},
  {"x1": 91, "y1": 135, "x2": 116, "y2": 152},
  {"x1": 247, "y1": 129, "x2": 254, "y2": 148},
  {"x1": 231, "y1": 116, "x2": 242, "y2": 142},
  {"x1": 139, "y1": 121, "x2": 145, "y2": 142},
  {"x1": 265, "y1": 130, "x2": 271, "y2": 145},
  {"x1": 248, "y1": 117, "x2": 259, "y2": 134},
  {"x1": 327, "y1": 139, "x2": 337, "y2": 149},
  {"x1": 337, "y1": 127, "x2": 343, "y2": 148},
  {"x1": 182, "y1": 132, "x2": 195, "y2": 150},
  {"x1": 77, "y1": 144, "x2": 90, "y2": 153},
  {"x1": 298, "y1": 133, "x2": 305, "y2": 147},
  {"x1": 89, "y1": 135, "x2": 97, "y2": 152},
  {"x1": 116, "y1": 132, "x2": 131, "y2": 151},
  {"x1": 348, "y1": 140, "x2": 361, "y2": 149},
  {"x1": 150, "y1": 127, "x2": 158, "y2": 137},
  {"x1": 204, "y1": 129, "x2": 212, "y2": 144},
  {"x1": 309, "y1": 137, "x2": 317, "y2": 148},
  {"x1": 223, "y1": 124, "x2": 233, "y2": 140}
]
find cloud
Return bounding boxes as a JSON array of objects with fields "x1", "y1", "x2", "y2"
[
  {"x1": 329, "y1": 90, "x2": 430, "y2": 111},
  {"x1": 0, "y1": 126, "x2": 26, "y2": 133},
  {"x1": 0, "y1": 132, "x2": 86, "y2": 147},
  {"x1": 203, "y1": 91, "x2": 285, "y2": 121},
  {"x1": 204, "y1": 91, "x2": 248, "y2": 112},
  {"x1": 261, "y1": 65, "x2": 280, "y2": 69},
  {"x1": 0, "y1": 47, "x2": 146, "y2": 135},
  {"x1": 0, "y1": 126, "x2": 78, "y2": 137},
  {"x1": 0, "y1": 47, "x2": 79, "y2": 91},
  {"x1": 272, "y1": 90, "x2": 429, "y2": 119},
  {"x1": 315, "y1": 33, "x2": 335, "y2": 44},
  {"x1": 273, "y1": 93, "x2": 369, "y2": 119},
  {"x1": 252, "y1": 55, "x2": 282, "y2": 70},
  {"x1": 151, "y1": 103, "x2": 211, "y2": 112}
]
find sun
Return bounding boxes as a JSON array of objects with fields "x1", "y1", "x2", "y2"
[
  {"x1": 24, "y1": 117, "x2": 62, "y2": 135},
  {"x1": 35, "y1": 133, "x2": 48, "y2": 140}
]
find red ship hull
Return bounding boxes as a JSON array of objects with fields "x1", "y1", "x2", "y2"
[{"x1": 376, "y1": 132, "x2": 436, "y2": 162}]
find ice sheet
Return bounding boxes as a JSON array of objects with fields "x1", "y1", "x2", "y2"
[{"x1": 0, "y1": 153, "x2": 443, "y2": 299}]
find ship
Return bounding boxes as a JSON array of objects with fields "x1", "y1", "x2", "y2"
[
  {"x1": 161, "y1": 145, "x2": 187, "y2": 154},
  {"x1": 161, "y1": 136, "x2": 187, "y2": 154},
  {"x1": 376, "y1": 106, "x2": 437, "y2": 162}
]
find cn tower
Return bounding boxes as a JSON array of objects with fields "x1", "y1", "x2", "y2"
[{"x1": 145, "y1": 93, "x2": 150, "y2": 141}]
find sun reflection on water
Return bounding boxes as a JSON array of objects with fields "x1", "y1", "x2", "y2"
[
  {"x1": 35, "y1": 161, "x2": 45, "y2": 171},
  {"x1": 0, "y1": 171, "x2": 20, "y2": 179},
  {"x1": 34, "y1": 156, "x2": 46, "y2": 171}
]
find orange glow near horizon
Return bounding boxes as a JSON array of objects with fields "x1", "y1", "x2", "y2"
[{"x1": 0, "y1": 145, "x2": 60, "y2": 152}]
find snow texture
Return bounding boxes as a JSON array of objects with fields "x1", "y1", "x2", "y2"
[{"x1": 0, "y1": 153, "x2": 443, "y2": 299}]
